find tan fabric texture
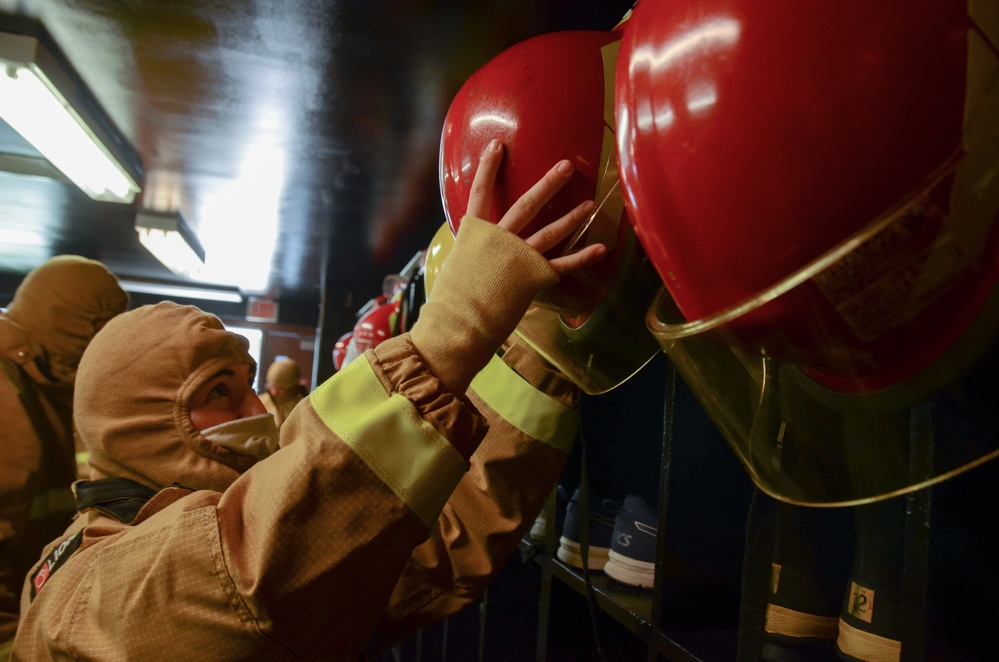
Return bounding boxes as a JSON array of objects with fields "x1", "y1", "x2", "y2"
[
  {"x1": 0, "y1": 256, "x2": 126, "y2": 641},
  {"x1": 13, "y1": 299, "x2": 578, "y2": 659},
  {"x1": 366, "y1": 336, "x2": 488, "y2": 462},
  {"x1": 370, "y1": 334, "x2": 579, "y2": 650},
  {"x1": 410, "y1": 215, "x2": 559, "y2": 395}
]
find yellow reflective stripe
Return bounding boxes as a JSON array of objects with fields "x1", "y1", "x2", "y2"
[
  {"x1": 309, "y1": 356, "x2": 466, "y2": 528},
  {"x1": 75, "y1": 451, "x2": 90, "y2": 466},
  {"x1": 470, "y1": 354, "x2": 578, "y2": 453},
  {"x1": 28, "y1": 487, "x2": 76, "y2": 520}
]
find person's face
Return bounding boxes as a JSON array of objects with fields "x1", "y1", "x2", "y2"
[{"x1": 189, "y1": 363, "x2": 267, "y2": 431}]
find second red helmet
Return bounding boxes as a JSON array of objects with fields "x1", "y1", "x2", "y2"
[{"x1": 616, "y1": 0, "x2": 999, "y2": 394}]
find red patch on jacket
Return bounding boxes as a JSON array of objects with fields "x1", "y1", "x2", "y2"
[{"x1": 30, "y1": 531, "x2": 82, "y2": 600}]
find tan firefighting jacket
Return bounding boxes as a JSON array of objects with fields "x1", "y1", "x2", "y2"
[
  {"x1": 12, "y1": 218, "x2": 579, "y2": 660},
  {"x1": 0, "y1": 257, "x2": 127, "y2": 644}
]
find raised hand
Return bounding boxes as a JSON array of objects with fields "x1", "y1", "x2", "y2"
[{"x1": 466, "y1": 139, "x2": 606, "y2": 278}]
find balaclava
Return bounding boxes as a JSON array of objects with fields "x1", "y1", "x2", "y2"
[
  {"x1": 267, "y1": 358, "x2": 300, "y2": 398},
  {"x1": 74, "y1": 302, "x2": 260, "y2": 493},
  {"x1": 5, "y1": 255, "x2": 129, "y2": 385}
]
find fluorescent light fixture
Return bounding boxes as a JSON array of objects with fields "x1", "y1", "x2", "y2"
[
  {"x1": 135, "y1": 210, "x2": 207, "y2": 277},
  {"x1": 0, "y1": 25, "x2": 142, "y2": 203},
  {"x1": 118, "y1": 279, "x2": 243, "y2": 304}
]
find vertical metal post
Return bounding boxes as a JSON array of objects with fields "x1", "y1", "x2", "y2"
[
  {"x1": 536, "y1": 489, "x2": 556, "y2": 662},
  {"x1": 900, "y1": 401, "x2": 933, "y2": 661},
  {"x1": 735, "y1": 488, "x2": 775, "y2": 661},
  {"x1": 648, "y1": 363, "x2": 676, "y2": 661}
]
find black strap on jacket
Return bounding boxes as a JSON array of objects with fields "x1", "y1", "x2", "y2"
[{"x1": 74, "y1": 478, "x2": 159, "y2": 524}]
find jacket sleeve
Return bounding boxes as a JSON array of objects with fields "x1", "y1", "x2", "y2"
[
  {"x1": 214, "y1": 334, "x2": 489, "y2": 658},
  {"x1": 216, "y1": 218, "x2": 565, "y2": 657},
  {"x1": 368, "y1": 334, "x2": 580, "y2": 650}
]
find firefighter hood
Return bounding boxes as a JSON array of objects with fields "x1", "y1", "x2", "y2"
[
  {"x1": 74, "y1": 302, "x2": 259, "y2": 492},
  {"x1": 4, "y1": 255, "x2": 128, "y2": 386}
]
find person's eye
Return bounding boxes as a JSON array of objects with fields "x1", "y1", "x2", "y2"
[{"x1": 206, "y1": 383, "x2": 229, "y2": 401}]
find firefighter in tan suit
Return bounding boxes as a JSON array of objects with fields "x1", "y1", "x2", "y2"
[
  {"x1": 0, "y1": 256, "x2": 127, "y2": 657},
  {"x1": 258, "y1": 358, "x2": 307, "y2": 430},
  {"x1": 11, "y1": 144, "x2": 605, "y2": 660}
]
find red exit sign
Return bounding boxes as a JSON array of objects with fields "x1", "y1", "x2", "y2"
[{"x1": 246, "y1": 297, "x2": 279, "y2": 322}]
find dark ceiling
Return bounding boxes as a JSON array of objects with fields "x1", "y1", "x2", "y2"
[{"x1": 0, "y1": 0, "x2": 634, "y2": 336}]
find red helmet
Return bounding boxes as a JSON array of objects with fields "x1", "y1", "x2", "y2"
[
  {"x1": 332, "y1": 330, "x2": 353, "y2": 372},
  {"x1": 439, "y1": 30, "x2": 663, "y2": 393},
  {"x1": 616, "y1": 1, "x2": 999, "y2": 504},
  {"x1": 343, "y1": 296, "x2": 400, "y2": 367},
  {"x1": 441, "y1": 30, "x2": 619, "y2": 255},
  {"x1": 617, "y1": 0, "x2": 998, "y2": 393}
]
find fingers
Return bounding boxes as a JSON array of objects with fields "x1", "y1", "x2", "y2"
[
  {"x1": 464, "y1": 140, "x2": 607, "y2": 278},
  {"x1": 527, "y1": 199, "x2": 595, "y2": 255},
  {"x1": 534, "y1": 199, "x2": 607, "y2": 277},
  {"x1": 496, "y1": 159, "x2": 576, "y2": 235},
  {"x1": 466, "y1": 139, "x2": 504, "y2": 220},
  {"x1": 549, "y1": 243, "x2": 607, "y2": 278}
]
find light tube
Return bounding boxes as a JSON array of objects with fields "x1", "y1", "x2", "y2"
[
  {"x1": 0, "y1": 31, "x2": 141, "y2": 203},
  {"x1": 118, "y1": 280, "x2": 243, "y2": 304},
  {"x1": 135, "y1": 210, "x2": 207, "y2": 277}
]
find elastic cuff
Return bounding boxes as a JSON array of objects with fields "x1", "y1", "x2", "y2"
[
  {"x1": 371, "y1": 336, "x2": 488, "y2": 461},
  {"x1": 410, "y1": 216, "x2": 560, "y2": 394}
]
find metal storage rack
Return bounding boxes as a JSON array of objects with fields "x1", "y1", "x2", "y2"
[{"x1": 524, "y1": 361, "x2": 979, "y2": 662}]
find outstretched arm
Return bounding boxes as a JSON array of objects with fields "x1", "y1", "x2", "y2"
[
  {"x1": 369, "y1": 142, "x2": 600, "y2": 648},
  {"x1": 410, "y1": 139, "x2": 605, "y2": 396},
  {"x1": 255, "y1": 140, "x2": 601, "y2": 657}
]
